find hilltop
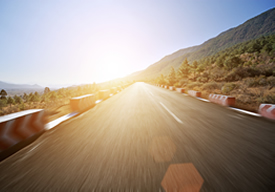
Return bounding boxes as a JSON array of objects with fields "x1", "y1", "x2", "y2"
[{"x1": 127, "y1": 7, "x2": 275, "y2": 80}]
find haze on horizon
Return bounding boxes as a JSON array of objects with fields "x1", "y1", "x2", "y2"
[{"x1": 0, "y1": 0, "x2": 274, "y2": 87}]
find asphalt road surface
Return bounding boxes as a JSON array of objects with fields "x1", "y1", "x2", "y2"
[{"x1": 0, "y1": 82, "x2": 274, "y2": 191}]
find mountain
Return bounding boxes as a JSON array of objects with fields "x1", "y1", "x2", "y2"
[
  {"x1": 127, "y1": 7, "x2": 275, "y2": 80},
  {"x1": 0, "y1": 81, "x2": 43, "y2": 90}
]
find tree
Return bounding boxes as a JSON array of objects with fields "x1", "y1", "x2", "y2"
[
  {"x1": 224, "y1": 56, "x2": 243, "y2": 70},
  {"x1": 192, "y1": 60, "x2": 198, "y2": 69},
  {"x1": 49, "y1": 91, "x2": 57, "y2": 102},
  {"x1": 34, "y1": 91, "x2": 39, "y2": 97},
  {"x1": 0, "y1": 89, "x2": 7, "y2": 100},
  {"x1": 158, "y1": 74, "x2": 166, "y2": 85},
  {"x1": 44, "y1": 87, "x2": 50, "y2": 95},
  {"x1": 168, "y1": 67, "x2": 177, "y2": 86},
  {"x1": 0, "y1": 99, "x2": 7, "y2": 109},
  {"x1": 191, "y1": 60, "x2": 198, "y2": 78},
  {"x1": 7, "y1": 96, "x2": 15, "y2": 107},
  {"x1": 29, "y1": 94, "x2": 40, "y2": 102},
  {"x1": 178, "y1": 58, "x2": 190, "y2": 79},
  {"x1": 13, "y1": 95, "x2": 22, "y2": 104},
  {"x1": 23, "y1": 93, "x2": 28, "y2": 102}
]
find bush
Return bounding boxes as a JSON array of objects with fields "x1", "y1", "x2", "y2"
[
  {"x1": 201, "y1": 82, "x2": 222, "y2": 91},
  {"x1": 267, "y1": 76, "x2": 275, "y2": 87},
  {"x1": 245, "y1": 76, "x2": 268, "y2": 87},
  {"x1": 197, "y1": 77, "x2": 208, "y2": 83},
  {"x1": 186, "y1": 82, "x2": 202, "y2": 90},
  {"x1": 257, "y1": 90, "x2": 275, "y2": 104},
  {"x1": 0, "y1": 99, "x2": 7, "y2": 109},
  {"x1": 178, "y1": 79, "x2": 188, "y2": 87},
  {"x1": 222, "y1": 83, "x2": 237, "y2": 94},
  {"x1": 224, "y1": 67, "x2": 262, "y2": 81},
  {"x1": 19, "y1": 103, "x2": 25, "y2": 110}
]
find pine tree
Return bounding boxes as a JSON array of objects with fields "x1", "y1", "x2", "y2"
[
  {"x1": 0, "y1": 89, "x2": 7, "y2": 100},
  {"x1": 7, "y1": 96, "x2": 15, "y2": 107},
  {"x1": 178, "y1": 58, "x2": 190, "y2": 79},
  {"x1": 13, "y1": 95, "x2": 22, "y2": 104},
  {"x1": 168, "y1": 67, "x2": 176, "y2": 86},
  {"x1": 192, "y1": 60, "x2": 198, "y2": 77},
  {"x1": 23, "y1": 93, "x2": 28, "y2": 102},
  {"x1": 44, "y1": 87, "x2": 50, "y2": 95}
]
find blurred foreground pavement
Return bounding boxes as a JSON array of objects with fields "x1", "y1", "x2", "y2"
[{"x1": 0, "y1": 82, "x2": 274, "y2": 191}]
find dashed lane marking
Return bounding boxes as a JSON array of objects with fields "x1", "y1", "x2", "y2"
[{"x1": 159, "y1": 102, "x2": 183, "y2": 124}]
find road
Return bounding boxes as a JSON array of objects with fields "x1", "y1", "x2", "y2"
[{"x1": 0, "y1": 82, "x2": 274, "y2": 191}]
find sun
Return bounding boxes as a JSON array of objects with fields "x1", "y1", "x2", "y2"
[{"x1": 96, "y1": 52, "x2": 130, "y2": 82}]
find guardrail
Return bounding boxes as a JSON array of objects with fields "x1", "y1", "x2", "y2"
[
  {"x1": 111, "y1": 87, "x2": 117, "y2": 94},
  {"x1": 259, "y1": 104, "x2": 275, "y2": 120},
  {"x1": 176, "y1": 88, "x2": 185, "y2": 93},
  {"x1": 99, "y1": 89, "x2": 111, "y2": 100},
  {"x1": 153, "y1": 83, "x2": 274, "y2": 120},
  {"x1": 188, "y1": 90, "x2": 201, "y2": 97},
  {"x1": 0, "y1": 109, "x2": 47, "y2": 160},
  {"x1": 209, "y1": 94, "x2": 235, "y2": 107},
  {"x1": 169, "y1": 86, "x2": 175, "y2": 91},
  {"x1": 0, "y1": 83, "x2": 135, "y2": 161},
  {"x1": 70, "y1": 94, "x2": 96, "y2": 112}
]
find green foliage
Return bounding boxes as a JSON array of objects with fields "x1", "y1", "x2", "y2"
[
  {"x1": 0, "y1": 89, "x2": 7, "y2": 99},
  {"x1": 224, "y1": 56, "x2": 243, "y2": 70},
  {"x1": 266, "y1": 76, "x2": 275, "y2": 87},
  {"x1": 168, "y1": 67, "x2": 177, "y2": 86},
  {"x1": 0, "y1": 99, "x2": 7, "y2": 109},
  {"x1": 19, "y1": 103, "x2": 25, "y2": 110},
  {"x1": 186, "y1": 82, "x2": 202, "y2": 89},
  {"x1": 178, "y1": 58, "x2": 190, "y2": 79},
  {"x1": 13, "y1": 95, "x2": 22, "y2": 104},
  {"x1": 221, "y1": 83, "x2": 237, "y2": 94},
  {"x1": 49, "y1": 91, "x2": 57, "y2": 101},
  {"x1": 192, "y1": 60, "x2": 198, "y2": 69},
  {"x1": 29, "y1": 94, "x2": 40, "y2": 102},
  {"x1": 201, "y1": 82, "x2": 222, "y2": 90},
  {"x1": 7, "y1": 96, "x2": 15, "y2": 107},
  {"x1": 23, "y1": 93, "x2": 28, "y2": 102},
  {"x1": 245, "y1": 76, "x2": 271, "y2": 87},
  {"x1": 178, "y1": 79, "x2": 188, "y2": 87},
  {"x1": 156, "y1": 74, "x2": 166, "y2": 85},
  {"x1": 44, "y1": 87, "x2": 51, "y2": 95},
  {"x1": 257, "y1": 91, "x2": 275, "y2": 104}
]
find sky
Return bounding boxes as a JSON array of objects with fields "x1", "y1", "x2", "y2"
[{"x1": 0, "y1": 0, "x2": 274, "y2": 87}]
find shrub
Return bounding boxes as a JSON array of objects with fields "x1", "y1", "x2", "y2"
[
  {"x1": 178, "y1": 79, "x2": 188, "y2": 87},
  {"x1": 267, "y1": 76, "x2": 275, "y2": 87},
  {"x1": 257, "y1": 89, "x2": 275, "y2": 104},
  {"x1": 197, "y1": 77, "x2": 208, "y2": 83},
  {"x1": 186, "y1": 82, "x2": 202, "y2": 90},
  {"x1": 221, "y1": 83, "x2": 237, "y2": 94},
  {"x1": 245, "y1": 76, "x2": 268, "y2": 87},
  {"x1": 19, "y1": 103, "x2": 25, "y2": 110},
  {"x1": 0, "y1": 99, "x2": 7, "y2": 109},
  {"x1": 201, "y1": 82, "x2": 222, "y2": 91},
  {"x1": 224, "y1": 67, "x2": 262, "y2": 81}
]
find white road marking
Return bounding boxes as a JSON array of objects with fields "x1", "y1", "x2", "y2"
[
  {"x1": 45, "y1": 112, "x2": 78, "y2": 130},
  {"x1": 159, "y1": 102, "x2": 183, "y2": 124},
  {"x1": 149, "y1": 91, "x2": 154, "y2": 96},
  {"x1": 197, "y1": 98, "x2": 210, "y2": 102},
  {"x1": 229, "y1": 107, "x2": 261, "y2": 117}
]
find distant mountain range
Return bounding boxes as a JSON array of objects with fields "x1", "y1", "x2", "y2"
[
  {"x1": 127, "y1": 7, "x2": 275, "y2": 80},
  {"x1": 0, "y1": 81, "x2": 43, "y2": 90}
]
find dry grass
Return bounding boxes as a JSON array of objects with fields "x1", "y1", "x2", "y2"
[{"x1": 182, "y1": 77, "x2": 275, "y2": 112}]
